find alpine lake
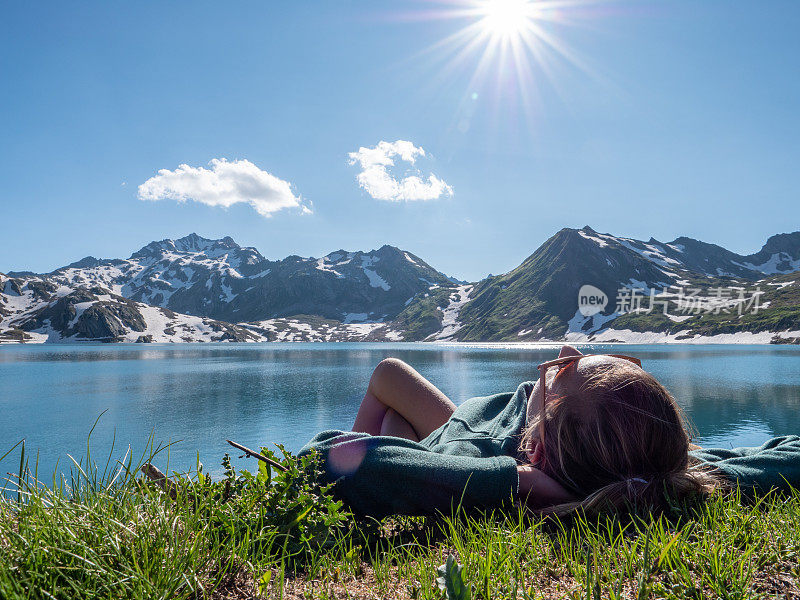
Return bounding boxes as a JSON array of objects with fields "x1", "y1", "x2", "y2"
[{"x1": 1, "y1": 343, "x2": 799, "y2": 483}]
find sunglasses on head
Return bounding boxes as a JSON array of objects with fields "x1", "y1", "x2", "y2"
[{"x1": 537, "y1": 354, "x2": 641, "y2": 374}]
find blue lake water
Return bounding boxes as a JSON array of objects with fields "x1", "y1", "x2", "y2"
[{"x1": 1, "y1": 343, "x2": 799, "y2": 483}]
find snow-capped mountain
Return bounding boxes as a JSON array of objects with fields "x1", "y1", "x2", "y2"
[
  {"x1": 1, "y1": 234, "x2": 455, "y2": 343},
  {"x1": 16, "y1": 233, "x2": 453, "y2": 324},
  {"x1": 3, "y1": 227, "x2": 799, "y2": 344},
  {"x1": 0, "y1": 278, "x2": 265, "y2": 343},
  {"x1": 0, "y1": 275, "x2": 407, "y2": 343},
  {"x1": 448, "y1": 226, "x2": 800, "y2": 343}
]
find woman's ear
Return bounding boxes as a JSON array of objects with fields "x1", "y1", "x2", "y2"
[{"x1": 528, "y1": 439, "x2": 544, "y2": 467}]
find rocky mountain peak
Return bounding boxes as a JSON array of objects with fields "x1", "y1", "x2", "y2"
[
  {"x1": 129, "y1": 233, "x2": 217, "y2": 258},
  {"x1": 127, "y1": 233, "x2": 266, "y2": 266},
  {"x1": 172, "y1": 233, "x2": 244, "y2": 253},
  {"x1": 174, "y1": 232, "x2": 216, "y2": 252},
  {"x1": 758, "y1": 231, "x2": 800, "y2": 258},
  {"x1": 64, "y1": 256, "x2": 104, "y2": 269}
]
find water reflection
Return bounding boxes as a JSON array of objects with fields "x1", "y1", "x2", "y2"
[{"x1": 1, "y1": 343, "x2": 798, "y2": 478}]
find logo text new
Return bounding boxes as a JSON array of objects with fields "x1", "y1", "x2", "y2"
[{"x1": 577, "y1": 285, "x2": 608, "y2": 317}]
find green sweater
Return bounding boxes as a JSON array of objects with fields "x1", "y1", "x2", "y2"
[{"x1": 300, "y1": 382, "x2": 800, "y2": 517}]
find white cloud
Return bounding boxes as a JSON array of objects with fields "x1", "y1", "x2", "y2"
[
  {"x1": 348, "y1": 140, "x2": 453, "y2": 202},
  {"x1": 138, "y1": 158, "x2": 310, "y2": 217}
]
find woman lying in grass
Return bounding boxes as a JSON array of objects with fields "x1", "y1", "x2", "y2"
[{"x1": 301, "y1": 346, "x2": 800, "y2": 517}]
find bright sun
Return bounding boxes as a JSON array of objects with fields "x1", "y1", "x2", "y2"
[
  {"x1": 479, "y1": 0, "x2": 537, "y2": 38},
  {"x1": 405, "y1": 0, "x2": 589, "y2": 128}
]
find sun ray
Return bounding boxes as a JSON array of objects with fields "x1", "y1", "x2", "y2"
[
  {"x1": 384, "y1": 0, "x2": 613, "y2": 145},
  {"x1": 405, "y1": 1, "x2": 599, "y2": 111}
]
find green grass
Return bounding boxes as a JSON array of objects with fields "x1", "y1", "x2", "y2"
[{"x1": 1, "y1": 439, "x2": 798, "y2": 600}]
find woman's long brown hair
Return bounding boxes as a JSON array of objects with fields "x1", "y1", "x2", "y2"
[{"x1": 521, "y1": 361, "x2": 724, "y2": 516}]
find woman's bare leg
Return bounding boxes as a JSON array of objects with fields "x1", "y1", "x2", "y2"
[
  {"x1": 352, "y1": 392, "x2": 387, "y2": 435},
  {"x1": 380, "y1": 408, "x2": 419, "y2": 441},
  {"x1": 352, "y1": 358, "x2": 457, "y2": 440}
]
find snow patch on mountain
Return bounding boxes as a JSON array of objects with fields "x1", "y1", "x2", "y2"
[
  {"x1": 0, "y1": 278, "x2": 56, "y2": 329},
  {"x1": 360, "y1": 256, "x2": 390, "y2": 290},
  {"x1": 566, "y1": 327, "x2": 800, "y2": 345},
  {"x1": 315, "y1": 257, "x2": 346, "y2": 279},
  {"x1": 2, "y1": 279, "x2": 20, "y2": 296},
  {"x1": 67, "y1": 301, "x2": 95, "y2": 328},
  {"x1": 57, "y1": 264, "x2": 139, "y2": 295},
  {"x1": 134, "y1": 305, "x2": 251, "y2": 343},
  {"x1": 220, "y1": 283, "x2": 236, "y2": 303},
  {"x1": 741, "y1": 253, "x2": 800, "y2": 276},
  {"x1": 1, "y1": 287, "x2": 37, "y2": 316},
  {"x1": 765, "y1": 280, "x2": 796, "y2": 289},
  {"x1": 427, "y1": 285, "x2": 473, "y2": 341},
  {"x1": 566, "y1": 309, "x2": 618, "y2": 335},
  {"x1": 667, "y1": 314, "x2": 692, "y2": 323},
  {"x1": 616, "y1": 239, "x2": 682, "y2": 270},
  {"x1": 243, "y1": 317, "x2": 398, "y2": 342},
  {"x1": 578, "y1": 230, "x2": 610, "y2": 248}
]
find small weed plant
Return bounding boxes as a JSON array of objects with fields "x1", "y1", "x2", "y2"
[{"x1": 200, "y1": 445, "x2": 352, "y2": 569}]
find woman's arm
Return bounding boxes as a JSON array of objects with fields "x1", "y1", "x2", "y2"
[
  {"x1": 301, "y1": 430, "x2": 519, "y2": 517},
  {"x1": 690, "y1": 435, "x2": 800, "y2": 495},
  {"x1": 516, "y1": 465, "x2": 578, "y2": 508},
  {"x1": 302, "y1": 432, "x2": 577, "y2": 516},
  {"x1": 352, "y1": 358, "x2": 457, "y2": 441}
]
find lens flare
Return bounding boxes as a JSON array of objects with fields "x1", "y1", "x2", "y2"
[
  {"x1": 479, "y1": 0, "x2": 539, "y2": 39},
  {"x1": 396, "y1": 0, "x2": 604, "y2": 135}
]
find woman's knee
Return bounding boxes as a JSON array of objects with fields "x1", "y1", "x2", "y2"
[
  {"x1": 376, "y1": 357, "x2": 409, "y2": 373},
  {"x1": 370, "y1": 358, "x2": 410, "y2": 388}
]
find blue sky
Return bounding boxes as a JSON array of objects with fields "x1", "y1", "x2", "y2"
[{"x1": 1, "y1": 1, "x2": 798, "y2": 281}]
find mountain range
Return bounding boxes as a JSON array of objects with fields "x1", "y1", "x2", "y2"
[{"x1": 2, "y1": 228, "x2": 799, "y2": 344}]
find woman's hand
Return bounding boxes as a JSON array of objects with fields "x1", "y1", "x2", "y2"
[{"x1": 517, "y1": 465, "x2": 578, "y2": 508}]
